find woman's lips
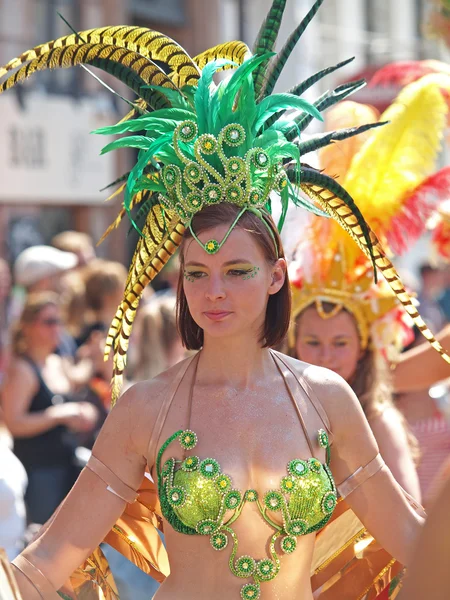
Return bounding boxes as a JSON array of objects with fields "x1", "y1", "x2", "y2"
[{"x1": 203, "y1": 311, "x2": 232, "y2": 321}]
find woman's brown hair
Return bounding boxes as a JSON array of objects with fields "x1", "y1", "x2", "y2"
[
  {"x1": 177, "y1": 203, "x2": 291, "y2": 350},
  {"x1": 11, "y1": 292, "x2": 59, "y2": 356}
]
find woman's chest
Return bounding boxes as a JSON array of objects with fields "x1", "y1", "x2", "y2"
[
  {"x1": 152, "y1": 384, "x2": 328, "y2": 491},
  {"x1": 41, "y1": 356, "x2": 71, "y2": 395}
]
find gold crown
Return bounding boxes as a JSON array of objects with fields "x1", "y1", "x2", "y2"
[{"x1": 288, "y1": 244, "x2": 408, "y2": 355}]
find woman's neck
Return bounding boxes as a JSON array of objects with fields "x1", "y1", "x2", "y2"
[
  {"x1": 199, "y1": 334, "x2": 273, "y2": 389},
  {"x1": 23, "y1": 345, "x2": 52, "y2": 367}
]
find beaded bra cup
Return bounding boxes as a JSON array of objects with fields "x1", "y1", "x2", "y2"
[{"x1": 157, "y1": 427, "x2": 336, "y2": 600}]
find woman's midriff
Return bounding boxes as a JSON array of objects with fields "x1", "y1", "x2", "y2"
[{"x1": 153, "y1": 516, "x2": 316, "y2": 600}]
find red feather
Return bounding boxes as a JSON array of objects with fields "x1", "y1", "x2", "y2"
[
  {"x1": 388, "y1": 167, "x2": 450, "y2": 254},
  {"x1": 369, "y1": 61, "x2": 437, "y2": 87}
]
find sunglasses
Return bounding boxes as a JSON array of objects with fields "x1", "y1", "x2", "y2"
[{"x1": 38, "y1": 318, "x2": 62, "y2": 327}]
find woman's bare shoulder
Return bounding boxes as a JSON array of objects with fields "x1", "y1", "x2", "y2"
[
  {"x1": 274, "y1": 352, "x2": 358, "y2": 425},
  {"x1": 117, "y1": 355, "x2": 195, "y2": 422}
]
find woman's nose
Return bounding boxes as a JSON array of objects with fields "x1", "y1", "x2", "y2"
[{"x1": 205, "y1": 275, "x2": 226, "y2": 301}]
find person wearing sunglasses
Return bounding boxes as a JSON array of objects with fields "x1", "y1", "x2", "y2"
[{"x1": 1, "y1": 292, "x2": 98, "y2": 525}]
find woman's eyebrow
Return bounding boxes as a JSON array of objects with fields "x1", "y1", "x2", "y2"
[{"x1": 185, "y1": 259, "x2": 252, "y2": 268}]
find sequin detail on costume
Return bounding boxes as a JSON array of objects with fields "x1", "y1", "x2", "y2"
[{"x1": 157, "y1": 428, "x2": 336, "y2": 598}]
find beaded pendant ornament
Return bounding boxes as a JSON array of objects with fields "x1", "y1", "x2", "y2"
[{"x1": 157, "y1": 428, "x2": 336, "y2": 599}]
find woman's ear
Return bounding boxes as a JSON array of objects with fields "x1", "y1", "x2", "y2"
[{"x1": 268, "y1": 258, "x2": 287, "y2": 295}]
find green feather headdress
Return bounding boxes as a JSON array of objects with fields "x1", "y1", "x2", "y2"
[{"x1": 3, "y1": 0, "x2": 446, "y2": 401}]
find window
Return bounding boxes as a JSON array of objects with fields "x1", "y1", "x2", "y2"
[
  {"x1": 34, "y1": 0, "x2": 81, "y2": 95},
  {"x1": 131, "y1": 0, "x2": 186, "y2": 26}
]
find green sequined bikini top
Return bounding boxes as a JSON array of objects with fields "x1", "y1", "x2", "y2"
[{"x1": 156, "y1": 351, "x2": 337, "y2": 600}]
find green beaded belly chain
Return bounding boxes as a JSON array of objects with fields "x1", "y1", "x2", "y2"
[{"x1": 157, "y1": 371, "x2": 336, "y2": 600}]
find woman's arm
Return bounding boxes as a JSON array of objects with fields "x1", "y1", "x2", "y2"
[
  {"x1": 398, "y1": 475, "x2": 450, "y2": 600},
  {"x1": 393, "y1": 324, "x2": 450, "y2": 393},
  {"x1": 11, "y1": 379, "x2": 156, "y2": 598},
  {"x1": 1, "y1": 360, "x2": 88, "y2": 437},
  {"x1": 307, "y1": 365, "x2": 424, "y2": 566},
  {"x1": 369, "y1": 407, "x2": 421, "y2": 502}
]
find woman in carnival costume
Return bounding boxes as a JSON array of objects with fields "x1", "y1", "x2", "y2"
[
  {"x1": 287, "y1": 69, "x2": 450, "y2": 597},
  {"x1": 1, "y1": 1, "x2": 448, "y2": 599}
]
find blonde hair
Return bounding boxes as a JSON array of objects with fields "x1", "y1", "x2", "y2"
[
  {"x1": 52, "y1": 231, "x2": 93, "y2": 256},
  {"x1": 11, "y1": 292, "x2": 59, "y2": 356}
]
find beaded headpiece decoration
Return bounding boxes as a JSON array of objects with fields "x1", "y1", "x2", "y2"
[
  {"x1": 288, "y1": 66, "x2": 450, "y2": 360},
  {"x1": 1, "y1": 0, "x2": 448, "y2": 400}
]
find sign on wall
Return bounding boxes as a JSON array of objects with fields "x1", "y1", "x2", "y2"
[{"x1": 0, "y1": 93, "x2": 116, "y2": 204}]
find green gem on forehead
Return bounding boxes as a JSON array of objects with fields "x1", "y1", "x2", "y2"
[{"x1": 204, "y1": 239, "x2": 220, "y2": 254}]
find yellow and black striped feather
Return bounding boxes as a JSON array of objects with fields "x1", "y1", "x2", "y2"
[
  {"x1": 105, "y1": 206, "x2": 185, "y2": 403},
  {"x1": 0, "y1": 26, "x2": 200, "y2": 87}
]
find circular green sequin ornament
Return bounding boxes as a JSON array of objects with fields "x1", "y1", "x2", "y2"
[
  {"x1": 179, "y1": 430, "x2": 197, "y2": 450},
  {"x1": 256, "y1": 559, "x2": 276, "y2": 581},
  {"x1": 287, "y1": 459, "x2": 308, "y2": 477},
  {"x1": 249, "y1": 189, "x2": 263, "y2": 206},
  {"x1": 184, "y1": 162, "x2": 202, "y2": 184},
  {"x1": 264, "y1": 490, "x2": 283, "y2": 511},
  {"x1": 163, "y1": 165, "x2": 177, "y2": 187},
  {"x1": 281, "y1": 535, "x2": 297, "y2": 554},
  {"x1": 309, "y1": 458, "x2": 322, "y2": 474},
  {"x1": 204, "y1": 183, "x2": 222, "y2": 204},
  {"x1": 181, "y1": 455, "x2": 199, "y2": 472},
  {"x1": 186, "y1": 192, "x2": 203, "y2": 212},
  {"x1": 210, "y1": 531, "x2": 228, "y2": 551},
  {"x1": 318, "y1": 429, "x2": 329, "y2": 449},
  {"x1": 241, "y1": 583, "x2": 260, "y2": 600},
  {"x1": 280, "y1": 476, "x2": 297, "y2": 494},
  {"x1": 223, "y1": 123, "x2": 245, "y2": 147},
  {"x1": 287, "y1": 518, "x2": 307, "y2": 537},
  {"x1": 168, "y1": 486, "x2": 186, "y2": 507},
  {"x1": 275, "y1": 172, "x2": 288, "y2": 192},
  {"x1": 178, "y1": 120, "x2": 197, "y2": 142},
  {"x1": 235, "y1": 555, "x2": 256, "y2": 577},
  {"x1": 225, "y1": 184, "x2": 243, "y2": 204},
  {"x1": 204, "y1": 239, "x2": 220, "y2": 254},
  {"x1": 196, "y1": 519, "x2": 218, "y2": 535},
  {"x1": 216, "y1": 474, "x2": 232, "y2": 493},
  {"x1": 224, "y1": 490, "x2": 242, "y2": 510},
  {"x1": 321, "y1": 491, "x2": 337, "y2": 515},
  {"x1": 200, "y1": 458, "x2": 220, "y2": 479},
  {"x1": 227, "y1": 157, "x2": 245, "y2": 176},
  {"x1": 198, "y1": 134, "x2": 217, "y2": 155},
  {"x1": 253, "y1": 149, "x2": 269, "y2": 169},
  {"x1": 244, "y1": 489, "x2": 258, "y2": 502}
]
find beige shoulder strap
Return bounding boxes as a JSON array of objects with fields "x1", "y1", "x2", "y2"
[
  {"x1": 11, "y1": 555, "x2": 60, "y2": 599},
  {"x1": 271, "y1": 350, "x2": 333, "y2": 438},
  {"x1": 147, "y1": 353, "x2": 199, "y2": 469}
]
